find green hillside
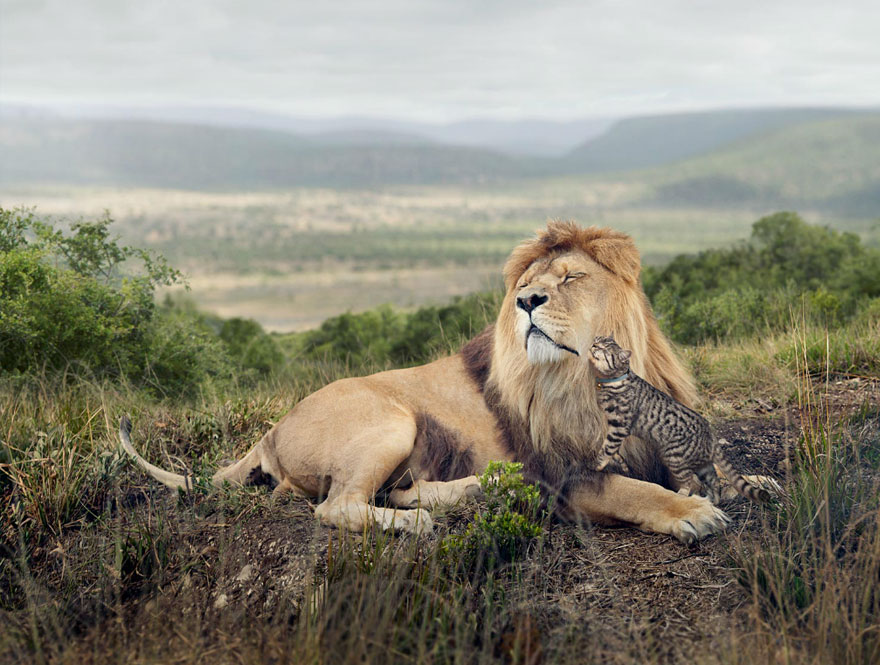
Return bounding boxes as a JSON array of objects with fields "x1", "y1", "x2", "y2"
[
  {"x1": 0, "y1": 119, "x2": 537, "y2": 188},
  {"x1": 559, "y1": 108, "x2": 854, "y2": 174},
  {"x1": 643, "y1": 113, "x2": 880, "y2": 215},
  {"x1": 2, "y1": 109, "x2": 877, "y2": 218}
]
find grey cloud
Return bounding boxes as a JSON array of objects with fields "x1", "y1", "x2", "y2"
[{"x1": 1, "y1": 0, "x2": 878, "y2": 120}]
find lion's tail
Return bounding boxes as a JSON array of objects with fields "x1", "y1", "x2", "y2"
[
  {"x1": 714, "y1": 440, "x2": 771, "y2": 503},
  {"x1": 119, "y1": 416, "x2": 263, "y2": 491}
]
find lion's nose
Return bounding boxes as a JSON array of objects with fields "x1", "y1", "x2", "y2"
[{"x1": 517, "y1": 293, "x2": 548, "y2": 314}]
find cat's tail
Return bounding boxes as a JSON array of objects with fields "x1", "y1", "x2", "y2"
[{"x1": 714, "y1": 440, "x2": 772, "y2": 503}]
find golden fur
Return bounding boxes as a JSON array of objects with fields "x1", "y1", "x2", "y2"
[
  {"x1": 488, "y1": 222, "x2": 699, "y2": 489},
  {"x1": 121, "y1": 221, "x2": 734, "y2": 543}
]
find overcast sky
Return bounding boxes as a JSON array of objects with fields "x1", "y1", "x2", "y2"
[{"x1": 1, "y1": 0, "x2": 879, "y2": 122}]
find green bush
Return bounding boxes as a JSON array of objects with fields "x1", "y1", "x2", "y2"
[
  {"x1": 644, "y1": 212, "x2": 880, "y2": 344},
  {"x1": 290, "y1": 291, "x2": 501, "y2": 368},
  {"x1": 0, "y1": 208, "x2": 289, "y2": 396},
  {"x1": 298, "y1": 305, "x2": 404, "y2": 367},
  {"x1": 139, "y1": 307, "x2": 235, "y2": 396},
  {"x1": 388, "y1": 292, "x2": 501, "y2": 363},
  {"x1": 441, "y1": 461, "x2": 547, "y2": 575},
  {"x1": 0, "y1": 208, "x2": 180, "y2": 377},
  {"x1": 218, "y1": 317, "x2": 284, "y2": 375}
]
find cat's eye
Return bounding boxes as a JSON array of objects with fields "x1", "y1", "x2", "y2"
[{"x1": 563, "y1": 272, "x2": 586, "y2": 284}]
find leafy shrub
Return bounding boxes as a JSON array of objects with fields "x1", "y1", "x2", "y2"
[
  {"x1": 658, "y1": 285, "x2": 768, "y2": 344},
  {"x1": 218, "y1": 317, "x2": 284, "y2": 375},
  {"x1": 139, "y1": 307, "x2": 235, "y2": 396},
  {"x1": 0, "y1": 207, "x2": 180, "y2": 378},
  {"x1": 644, "y1": 212, "x2": 880, "y2": 343},
  {"x1": 0, "y1": 208, "x2": 292, "y2": 394},
  {"x1": 387, "y1": 291, "x2": 502, "y2": 363},
  {"x1": 441, "y1": 461, "x2": 547, "y2": 575},
  {"x1": 298, "y1": 305, "x2": 404, "y2": 367},
  {"x1": 290, "y1": 291, "x2": 501, "y2": 368}
]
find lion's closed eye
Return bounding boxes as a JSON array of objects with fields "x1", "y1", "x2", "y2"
[{"x1": 563, "y1": 272, "x2": 586, "y2": 284}]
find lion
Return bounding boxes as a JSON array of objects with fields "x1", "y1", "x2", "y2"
[{"x1": 120, "y1": 221, "x2": 733, "y2": 543}]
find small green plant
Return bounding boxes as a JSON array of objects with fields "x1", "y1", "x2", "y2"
[
  {"x1": 441, "y1": 461, "x2": 548, "y2": 574},
  {"x1": 113, "y1": 515, "x2": 172, "y2": 597}
]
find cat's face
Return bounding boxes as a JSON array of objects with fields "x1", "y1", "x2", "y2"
[{"x1": 589, "y1": 335, "x2": 631, "y2": 376}]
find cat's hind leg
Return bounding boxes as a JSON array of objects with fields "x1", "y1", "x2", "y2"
[
  {"x1": 670, "y1": 466, "x2": 703, "y2": 498},
  {"x1": 596, "y1": 445, "x2": 631, "y2": 474},
  {"x1": 694, "y1": 464, "x2": 722, "y2": 504}
]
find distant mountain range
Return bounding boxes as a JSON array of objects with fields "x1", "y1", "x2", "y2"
[
  {"x1": 0, "y1": 102, "x2": 613, "y2": 157},
  {"x1": 0, "y1": 118, "x2": 540, "y2": 188},
  {"x1": 1, "y1": 105, "x2": 877, "y2": 217},
  {"x1": 559, "y1": 108, "x2": 859, "y2": 173},
  {"x1": 643, "y1": 113, "x2": 880, "y2": 216}
]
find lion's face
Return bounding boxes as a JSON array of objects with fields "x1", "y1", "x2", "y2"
[
  {"x1": 489, "y1": 221, "x2": 697, "y2": 464},
  {"x1": 512, "y1": 250, "x2": 616, "y2": 365}
]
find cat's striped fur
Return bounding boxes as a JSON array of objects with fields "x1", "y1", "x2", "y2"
[{"x1": 589, "y1": 336, "x2": 770, "y2": 504}]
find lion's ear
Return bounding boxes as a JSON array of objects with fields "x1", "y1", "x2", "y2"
[{"x1": 589, "y1": 237, "x2": 641, "y2": 285}]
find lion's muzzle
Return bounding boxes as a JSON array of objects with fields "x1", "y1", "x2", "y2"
[{"x1": 517, "y1": 291, "x2": 548, "y2": 314}]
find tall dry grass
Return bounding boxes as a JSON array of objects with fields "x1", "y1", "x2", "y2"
[{"x1": 725, "y1": 324, "x2": 880, "y2": 665}]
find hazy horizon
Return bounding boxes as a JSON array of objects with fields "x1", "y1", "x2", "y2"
[
  {"x1": 4, "y1": 100, "x2": 874, "y2": 159},
  {"x1": 3, "y1": 97, "x2": 875, "y2": 124}
]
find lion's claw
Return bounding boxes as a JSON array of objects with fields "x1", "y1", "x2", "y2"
[{"x1": 667, "y1": 497, "x2": 730, "y2": 544}]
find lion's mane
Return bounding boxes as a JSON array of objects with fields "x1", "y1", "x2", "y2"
[{"x1": 463, "y1": 221, "x2": 696, "y2": 497}]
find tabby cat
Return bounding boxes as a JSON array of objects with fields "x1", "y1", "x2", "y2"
[{"x1": 588, "y1": 335, "x2": 770, "y2": 504}]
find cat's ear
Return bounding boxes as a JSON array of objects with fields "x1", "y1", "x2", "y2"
[{"x1": 619, "y1": 349, "x2": 632, "y2": 361}]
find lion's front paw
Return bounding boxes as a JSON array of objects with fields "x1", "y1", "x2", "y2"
[
  {"x1": 666, "y1": 495, "x2": 730, "y2": 544},
  {"x1": 462, "y1": 477, "x2": 483, "y2": 499},
  {"x1": 392, "y1": 508, "x2": 434, "y2": 536}
]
